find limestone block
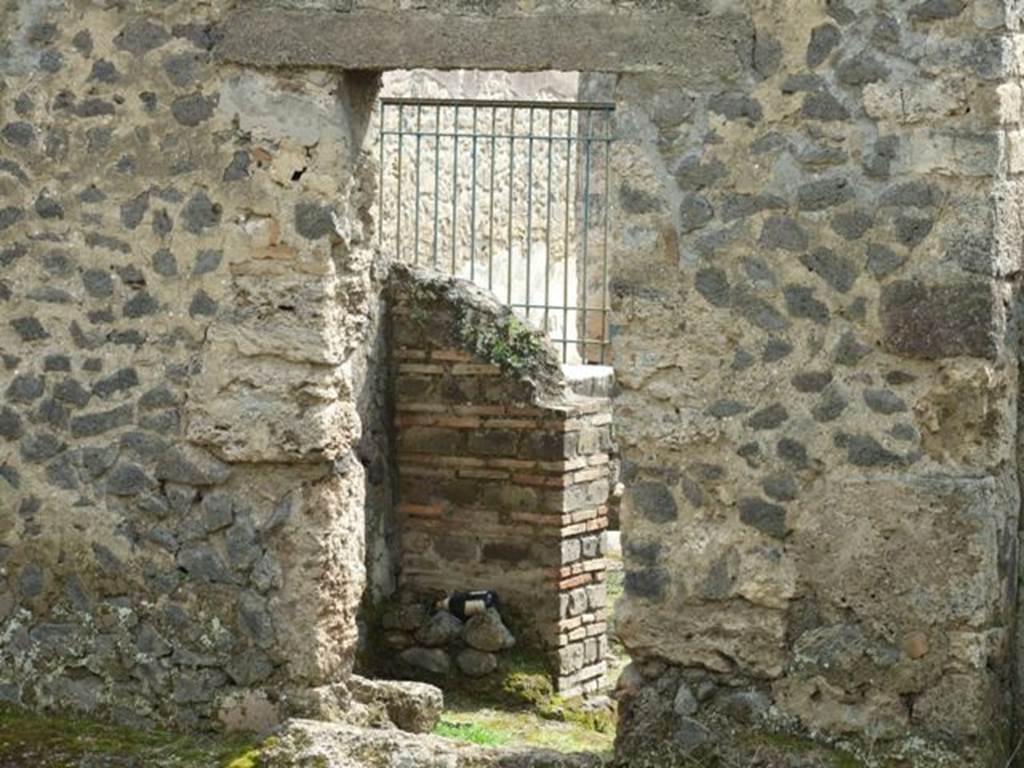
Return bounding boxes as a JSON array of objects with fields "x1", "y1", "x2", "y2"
[
  {"x1": 218, "y1": 690, "x2": 282, "y2": 733},
  {"x1": 217, "y1": 71, "x2": 353, "y2": 150},
  {"x1": 260, "y1": 718, "x2": 605, "y2": 767},
  {"x1": 347, "y1": 675, "x2": 443, "y2": 734},
  {"x1": 186, "y1": 328, "x2": 358, "y2": 463},
  {"x1": 773, "y1": 676, "x2": 909, "y2": 741},
  {"x1": 914, "y1": 672, "x2": 995, "y2": 741},
  {"x1": 269, "y1": 470, "x2": 366, "y2": 685},
  {"x1": 617, "y1": 599, "x2": 787, "y2": 678},
  {"x1": 793, "y1": 474, "x2": 1013, "y2": 635},
  {"x1": 863, "y1": 79, "x2": 969, "y2": 124}
]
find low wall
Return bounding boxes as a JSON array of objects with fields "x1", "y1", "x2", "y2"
[{"x1": 389, "y1": 265, "x2": 611, "y2": 696}]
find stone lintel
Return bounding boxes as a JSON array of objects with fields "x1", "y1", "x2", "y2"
[{"x1": 215, "y1": 9, "x2": 750, "y2": 80}]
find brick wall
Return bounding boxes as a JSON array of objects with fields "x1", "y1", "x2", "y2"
[{"x1": 390, "y1": 266, "x2": 612, "y2": 696}]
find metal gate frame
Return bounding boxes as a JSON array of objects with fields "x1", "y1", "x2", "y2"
[{"x1": 378, "y1": 97, "x2": 614, "y2": 364}]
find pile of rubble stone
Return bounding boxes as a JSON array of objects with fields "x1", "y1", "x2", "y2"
[{"x1": 381, "y1": 602, "x2": 518, "y2": 678}]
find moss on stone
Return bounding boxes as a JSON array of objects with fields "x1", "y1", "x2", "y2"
[
  {"x1": 740, "y1": 731, "x2": 867, "y2": 768},
  {"x1": 462, "y1": 312, "x2": 546, "y2": 373},
  {"x1": 0, "y1": 704, "x2": 261, "y2": 767}
]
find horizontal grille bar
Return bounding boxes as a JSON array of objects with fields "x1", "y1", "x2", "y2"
[
  {"x1": 381, "y1": 130, "x2": 614, "y2": 143},
  {"x1": 381, "y1": 97, "x2": 615, "y2": 111}
]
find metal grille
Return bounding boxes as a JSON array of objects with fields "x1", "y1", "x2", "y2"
[{"x1": 378, "y1": 97, "x2": 614, "y2": 364}]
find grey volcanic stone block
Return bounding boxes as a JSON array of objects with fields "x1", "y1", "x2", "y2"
[
  {"x1": 738, "y1": 497, "x2": 788, "y2": 539},
  {"x1": 463, "y1": 609, "x2": 515, "y2": 653},
  {"x1": 457, "y1": 649, "x2": 498, "y2": 677},
  {"x1": 399, "y1": 647, "x2": 451, "y2": 676},
  {"x1": 629, "y1": 481, "x2": 678, "y2": 523},
  {"x1": 155, "y1": 446, "x2": 230, "y2": 485},
  {"x1": 414, "y1": 611, "x2": 463, "y2": 648},
  {"x1": 880, "y1": 280, "x2": 997, "y2": 360}
]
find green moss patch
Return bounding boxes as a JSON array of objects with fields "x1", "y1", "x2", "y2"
[
  {"x1": 740, "y1": 731, "x2": 867, "y2": 768},
  {"x1": 434, "y1": 718, "x2": 512, "y2": 747},
  {"x1": 0, "y1": 704, "x2": 261, "y2": 768},
  {"x1": 435, "y1": 706, "x2": 613, "y2": 755},
  {"x1": 463, "y1": 313, "x2": 547, "y2": 373}
]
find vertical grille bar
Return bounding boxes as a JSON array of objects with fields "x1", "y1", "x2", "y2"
[
  {"x1": 432, "y1": 105, "x2": 441, "y2": 267},
  {"x1": 544, "y1": 109, "x2": 553, "y2": 341},
  {"x1": 470, "y1": 106, "x2": 478, "y2": 283},
  {"x1": 507, "y1": 106, "x2": 515, "y2": 311},
  {"x1": 562, "y1": 108, "x2": 572, "y2": 365},
  {"x1": 580, "y1": 110, "x2": 592, "y2": 363},
  {"x1": 378, "y1": 102, "x2": 386, "y2": 247},
  {"x1": 396, "y1": 105, "x2": 403, "y2": 261},
  {"x1": 488, "y1": 106, "x2": 497, "y2": 293},
  {"x1": 525, "y1": 107, "x2": 534, "y2": 326},
  {"x1": 451, "y1": 104, "x2": 460, "y2": 274},
  {"x1": 414, "y1": 106, "x2": 422, "y2": 264},
  {"x1": 379, "y1": 97, "x2": 614, "y2": 365},
  {"x1": 601, "y1": 110, "x2": 611, "y2": 365}
]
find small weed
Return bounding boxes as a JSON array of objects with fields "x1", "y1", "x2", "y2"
[
  {"x1": 463, "y1": 312, "x2": 549, "y2": 375},
  {"x1": 435, "y1": 718, "x2": 511, "y2": 747}
]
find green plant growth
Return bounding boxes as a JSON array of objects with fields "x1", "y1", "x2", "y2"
[
  {"x1": 435, "y1": 707, "x2": 614, "y2": 755},
  {"x1": 365, "y1": 600, "x2": 618, "y2": 756},
  {"x1": 439, "y1": 649, "x2": 616, "y2": 754},
  {"x1": 434, "y1": 718, "x2": 511, "y2": 747},
  {"x1": 463, "y1": 312, "x2": 548, "y2": 374},
  {"x1": 741, "y1": 731, "x2": 868, "y2": 768},
  {"x1": 0, "y1": 704, "x2": 261, "y2": 767}
]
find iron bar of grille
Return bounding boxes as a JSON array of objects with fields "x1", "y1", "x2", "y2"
[
  {"x1": 544, "y1": 109, "x2": 553, "y2": 342},
  {"x1": 381, "y1": 96, "x2": 615, "y2": 110},
  {"x1": 488, "y1": 106, "x2": 497, "y2": 293},
  {"x1": 507, "y1": 106, "x2": 515, "y2": 312},
  {"x1": 601, "y1": 110, "x2": 612, "y2": 365},
  {"x1": 378, "y1": 102, "x2": 386, "y2": 246},
  {"x1": 414, "y1": 105, "x2": 422, "y2": 264},
  {"x1": 580, "y1": 110, "x2": 592, "y2": 363},
  {"x1": 396, "y1": 105, "x2": 403, "y2": 261},
  {"x1": 525, "y1": 107, "x2": 534, "y2": 326},
  {"x1": 470, "y1": 106, "x2": 478, "y2": 283},
  {"x1": 380, "y1": 130, "x2": 612, "y2": 144},
  {"x1": 451, "y1": 104, "x2": 459, "y2": 274},
  {"x1": 562, "y1": 108, "x2": 572, "y2": 364},
  {"x1": 379, "y1": 97, "x2": 614, "y2": 365},
  {"x1": 432, "y1": 105, "x2": 441, "y2": 266}
]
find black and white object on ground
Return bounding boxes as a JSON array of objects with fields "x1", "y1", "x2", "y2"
[{"x1": 435, "y1": 590, "x2": 500, "y2": 621}]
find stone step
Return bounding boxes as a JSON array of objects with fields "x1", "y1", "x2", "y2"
[
  {"x1": 563, "y1": 365, "x2": 615, "y2": 399},
  {"x1": 262, "y1": 718, "x2": 606, "y2": 767}
]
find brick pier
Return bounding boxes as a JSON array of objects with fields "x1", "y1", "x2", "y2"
[{"x1": 391, "y1": 277, "x2": 613, "y2": 697}]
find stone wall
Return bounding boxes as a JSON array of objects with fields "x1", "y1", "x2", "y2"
[
  {"x1": 389, "y1": 265, "x2": 610, "y2": 696},
  {"x1": 597, "y1": 3, "x2": 1023, "y2": 766},
  {"x1": 3, "y1": 1, "x2": 1024, "y2": 765},
  {"x1": 0, "y1": 0, "x2": 387, "y2": 730}
]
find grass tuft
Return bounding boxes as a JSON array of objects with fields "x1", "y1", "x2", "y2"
[{"x1": 434, "y1": 718, "x2": 511, "y2": 747}]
